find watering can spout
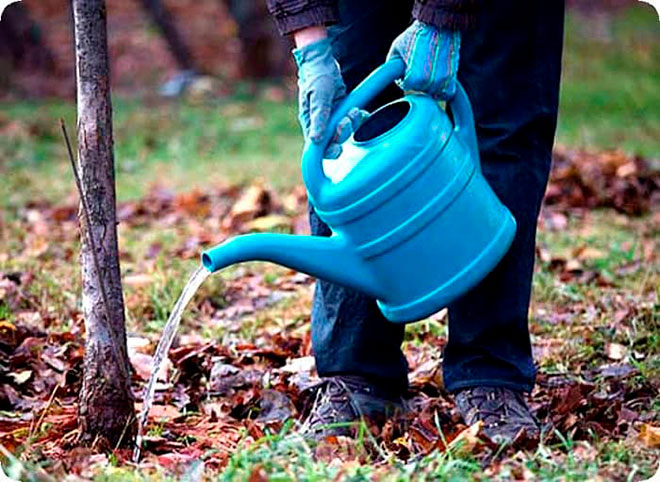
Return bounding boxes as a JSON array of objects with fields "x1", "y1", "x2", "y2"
[{"x1": 201, "y1": 234, "x2": 383, "y2": 299}]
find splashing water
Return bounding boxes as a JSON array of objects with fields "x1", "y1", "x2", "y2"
[{"x1": 133, "y1": 265, "x2": 210, "y2": 462}]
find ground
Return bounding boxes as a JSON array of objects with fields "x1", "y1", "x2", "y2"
[{"x1": 0, "y1": 5, "x2": 659, "y2": 482}]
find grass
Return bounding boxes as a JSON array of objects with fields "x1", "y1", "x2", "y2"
[
  {"x1": 0, "y1": 96, "x2": 301, "y2": 211},
  {"x1": 87, "y1": 423, "x2": 655, "y2": 481},
  {"x1": 558, "y1": 5, "x2": 660, "y2": 157}
]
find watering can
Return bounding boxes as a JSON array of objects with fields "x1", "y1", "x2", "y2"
[{"x1": 202, "y1": 58, "x2": 516, "y2": 323}]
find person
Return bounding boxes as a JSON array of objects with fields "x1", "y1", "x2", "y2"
[{"x1": 265, "y1": 0, "x2": 565, "y2": 444}]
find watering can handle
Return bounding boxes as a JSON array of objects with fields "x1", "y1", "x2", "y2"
[
  {"x1": 302, "y1": 58, "x2": 479, "y2": 205},
  {"x1": 447, "y1": 82, "x2": 479, "y2": 172},
  {"x1": 302, "y1": 58, "x2": 405, "y2": 205}
]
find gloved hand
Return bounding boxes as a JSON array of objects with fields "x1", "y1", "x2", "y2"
[
  {"x1": 293, "y1": 38, "x2": 367, "y2": 159},
  {"x1": 387, "y1": 20, "x2": 461, "y2": 100}
]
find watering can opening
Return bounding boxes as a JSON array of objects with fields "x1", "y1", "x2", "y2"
[
  {"x1": 322, "y1": 100, "x2": 413, "y2": 184},
  {"x1": 201, "y1": 252, "x2": 214, "y2": 272},
  {"x1": 353, "y1": 101, "x2": 411, "y2": 143}
]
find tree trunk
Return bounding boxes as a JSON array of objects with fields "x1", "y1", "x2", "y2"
[
  {"x1": 73, "y1": 0, "x2": 135, "y2": 447},
  {"x1": 138, "y1": 0, "x2": 195, "y2": 72}
]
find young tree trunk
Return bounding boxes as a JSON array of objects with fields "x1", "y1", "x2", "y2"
[
  {"x1": 73, "y1": 0, "x2": 135, "y2": 447},
  {"x1": 138, "y1": 0, "x2": 196, "y2": 72}
]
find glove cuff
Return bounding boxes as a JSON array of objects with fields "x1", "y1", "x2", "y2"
[
  {"x1": 292, "y1": 37, "x2": 334, "y2": 69},
  {"x1": 411, "y1": 19, "x2": 460, "y2": 38}
]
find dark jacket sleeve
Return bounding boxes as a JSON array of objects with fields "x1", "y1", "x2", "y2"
[
  {"x1": 266, "y1": 0, "x2": 475, "y2": 36},
  {"x1": 266, "y1": 0, "x2": 339, "y2": 35},
  {"x1": 413, "y1": 0, "x2": 476, "y2": 30}
]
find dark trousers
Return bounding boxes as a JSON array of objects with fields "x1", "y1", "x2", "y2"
[{"x1": 310, "y1": 0, "x2": 565, "y2": 394}]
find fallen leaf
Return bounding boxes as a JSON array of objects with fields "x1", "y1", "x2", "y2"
[
  {"x1": 224, "y1": 184, "x2": 274, "y2": 229},
  {"x1": 255, "y1": 389, "x2": 295, "y2": 422},
  {"x1": 606, "y1": 342, "x2": 627, "y2": 361},
  {"x1": 639, "y1": 424, "x2": 660, "y2": 448},
  {"x1": 279, "y1": 356, "x2": 315, "y2": 374},
  {"x1": 448, "y1": 421, "x2": 489, "y2": 455},
  {"x1": 124, "y1": 274, "x2": 153, "y2": 287},
  {"x1": 209, "y1": 362, "x2": 261, "y2": 395},
  {"x1": 409, "y1": 358, "x2": 443, "y2": 388},
  {"x1": 8, "y1": 370, "x2": 32, "y2": 385},
  {"x1": 0, "y1": 321, "x2": 17, "y2": 346},
  {"x1": 130, "y1": 352, "x2": 170, "y2": 381},
  {"x1": 135, "y1": 403, "x2": 180, "y2": 421},
  {"x1": 616, "y1": 161, "x2": 637, "y2": 178},
  {"x1": 573, "y1": 246, "x2": 607, "y2": 261},
  {"x1": 565, "y1": 258, "x2": 582, "y2": 272},
  {"x1": 25, "y1": 236, "x2": 48, "y2": 258},
  {"x1": 246, "y1": 215, "x2": 292, "y2": 232},
  {"x1": 597, "y1": 363, "x2": 637, "y2": 379},
  {"x1": 248, "y1": 466, "x2": 268, "y2": 482}
]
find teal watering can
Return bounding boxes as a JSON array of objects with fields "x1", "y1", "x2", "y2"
[{"x1": 202, "y1": 59, "x2": 516, "y2": 323}]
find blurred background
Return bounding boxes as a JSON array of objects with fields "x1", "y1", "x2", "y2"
[{"x1": 0, "y1": 0, "x2": 658, "y2": 207}]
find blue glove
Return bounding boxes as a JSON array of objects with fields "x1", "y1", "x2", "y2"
[
  {"x1": 387, "y1": 20, "x2": 461, "y2": 100},
  {"x1": 293, "y1": 38, "x2": 367, "y2": 159}
]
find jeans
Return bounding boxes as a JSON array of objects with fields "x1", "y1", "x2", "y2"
[{"x1": 309, "y1": 0, "x2": 565, "y2": 394}]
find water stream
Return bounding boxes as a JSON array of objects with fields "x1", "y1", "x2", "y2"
[{"x1": 133, "y1": 265, "x2": 210, "y2": 462}]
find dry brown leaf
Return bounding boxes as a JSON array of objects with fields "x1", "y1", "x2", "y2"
[
  {"x1": 409, "y1": 358, "x2": 443, "y2": 388},
  {"x1": 280, "y1": 356, "x2": 315, "y2": 374},
  {"x1": 135, "y1": 403, "x2": 180, "y2": 421},
  {"x1": 248, "y1": 466, "x2": 269, "y2": 482},
  {"x1": 565, "y1": 258, "x2": 583, "y2": 272},
  {"x1": 124, "y1": 273, "x2": 153, "y2": 287},
  {"x1": 616, "y1": 161, "x2": 637, "y2": 178},
  {"x1": 130, "y1": 352, "x2": 170, "y2": 381},
  {"x1": 25, "y1": 236, "x2": 49, "y2": 258},
  {"x1": 224, "y1": 184, "x2": 274, "y2": 229},
  {"x1": 0, "y1": 320, "x2": 17, "y2": 346},
  {"x1": 573, "y1": 246, "x2": 607, "y2": 260},
  {"x1": 448, "y1": 421, "x2": 485, "y2": 455},
  {"x1": 246, "y1": 215, "x2": 292, "y2": 232},
  {"x1": 639, "y1": 424, "x2": 660, "y2": 448}
]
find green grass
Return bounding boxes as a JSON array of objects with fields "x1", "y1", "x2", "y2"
[
  {"x1": 0, "y1": 96, "x2": 301, "y2": 210},
  {"x1": 558, "y1": 5, "x2": 660, "y2": 156},
  {"x1": 214, "y1": 424, "x2": 658, "y2": 481}
]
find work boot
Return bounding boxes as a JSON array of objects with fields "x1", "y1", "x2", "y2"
[
  {"x1": 454, "y1": 386, "x2": 540, "y2": 446},
  {"x1": 299, "y1": 375, "x2": 404, "y2": 441}
]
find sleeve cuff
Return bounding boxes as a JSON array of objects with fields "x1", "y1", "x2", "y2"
[
  {"x1": 271, "y1": 5, "x2": 339, "y2": 35},
  {"x1": 412, "y1": 4, "x2": 475, "y2": 30}
]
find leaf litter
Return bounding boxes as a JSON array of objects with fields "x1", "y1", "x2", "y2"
[{"x1": 0, "y1": 148, "x2": 658, "y2": 479}]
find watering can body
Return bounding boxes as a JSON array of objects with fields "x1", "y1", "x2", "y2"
[{"x1": 202, "y1": 59, "x2": 516, "y2": 323}]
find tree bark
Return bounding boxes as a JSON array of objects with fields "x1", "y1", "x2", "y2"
[
  {"x1": 73, "y1": 0, "x2": 135, "y2": 447},
  {"x1": 138, "y1": 0, "x2": 196, "y2": 72}
]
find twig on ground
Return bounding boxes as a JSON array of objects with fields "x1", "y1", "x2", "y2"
[{"x1": 28, "y1": 382, "x2": 62, "y2": 440}]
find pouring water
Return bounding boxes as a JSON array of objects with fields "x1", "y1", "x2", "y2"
[{"x1": 133, "y1": 265, "x2": 210, "y2": 462}]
